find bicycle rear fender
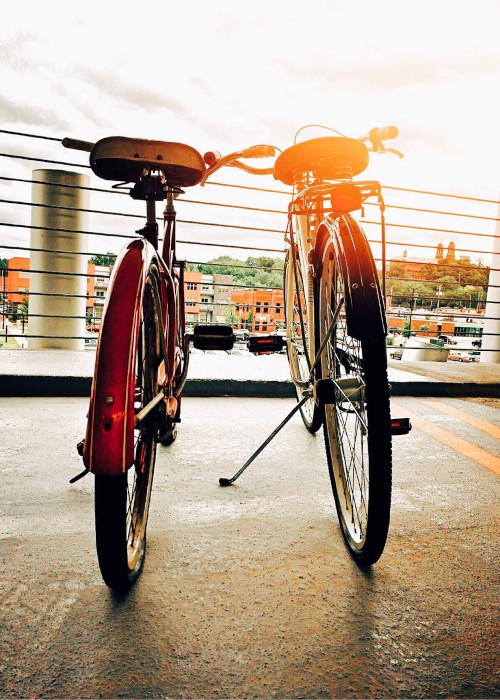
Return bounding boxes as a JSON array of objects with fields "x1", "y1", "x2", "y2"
[
  {"x1": 83, "y1": 239, "x2": 159, "y2": 477},
  {"x1": 314, "y1": 215, "x2": 387, "y2": 341}
]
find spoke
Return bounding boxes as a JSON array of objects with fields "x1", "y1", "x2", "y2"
[
  {"x1": 332, "y1": 379, "x2": 368, "y2": 428},
  {"x1": 337, "y1": 439, "x2": 367, "y2": 534},
  {"x1": 334, "y1": 408, "x2": 368, "y2": 532},
  {"x1": 126, "y1": 473, "x2": 138, "y2": 543},
  {"x1": 310, "y1": 295, "x2": 344, "y2": 380},
  {"x1": 319, "y1": 258, "x2": 371, "y2": 542}
]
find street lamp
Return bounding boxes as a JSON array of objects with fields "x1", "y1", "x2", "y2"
[
  {"x1": 401, "y1": 282, "x2": 419, "y2": 338},
  {"x1": 435, "y1": 285, "x2": 443, "y2": 312},
  {"x1": 408, "y1": 291, "x2": 418, "y2": 337}
]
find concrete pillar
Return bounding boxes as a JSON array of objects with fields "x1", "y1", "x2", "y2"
[
  {"x1": 481, "y1": 197, "x2": 500, "y2": 362},
  {"x1": 29, "y1": 170, "x2": 89, "y2": 350}
]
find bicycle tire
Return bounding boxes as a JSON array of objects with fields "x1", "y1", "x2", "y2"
[
  {"x1": 284, "y1": 253, "x2": 323, "y2": 433},
  {"x1": 316, "y1": 216, "x2": 392, "y2": 565},
  {"x1": 95, "y1": 265, "x2": 161, "y2": 589}
]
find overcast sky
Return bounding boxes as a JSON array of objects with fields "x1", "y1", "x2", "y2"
[{"x1": 1, "y1": 0, "x2": 500, "y2": 262}]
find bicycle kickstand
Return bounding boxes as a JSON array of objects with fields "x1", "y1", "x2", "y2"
[{"x1": 219, "y1": 394, "x2": 310, "y2": 486}]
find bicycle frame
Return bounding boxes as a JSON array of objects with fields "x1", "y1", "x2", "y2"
[{"x1": 83, "y1": 192, "x2": 186, "y2": 477}]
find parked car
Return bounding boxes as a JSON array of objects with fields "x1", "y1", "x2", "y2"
[
  {"x1": 233, "y1": 328, "x2": 249, "y2": 342},
  {"x1": 390, "y1": 347, "x2": 404, "y2": 360},
  {"x1": 438, "y1": 334, "x2": 457, "y2": 345},
  {"x1": 448, "y1": 351, "x2": 474, "y2": 362}
]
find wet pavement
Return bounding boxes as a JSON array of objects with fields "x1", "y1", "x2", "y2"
[{"x1": 1, "y1": 394, "x2": 499, "y2": 698}]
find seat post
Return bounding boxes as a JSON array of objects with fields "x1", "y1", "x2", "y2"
[
  {"x1": 139, "y1": 199, "x2": 158, "y2": 250},
  {"x1": 146, "y1": 199, "x2": 156, "y2": 226}
]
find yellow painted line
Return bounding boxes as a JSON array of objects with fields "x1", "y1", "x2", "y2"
[
  {"x1": 422, "y1": 400, "x2": 500, "y2": 440},
  {"x1": 391, "y1": 401, "x2": 500, "y2": 477}
]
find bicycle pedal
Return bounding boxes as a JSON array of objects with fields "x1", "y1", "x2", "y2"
[
  {"x1": 193, "y1": 325, "x2": 235, "y2": 351},
  {"x1": 248, "y1": 334, "x2": 284, "y2": 354},
  {"x1": 390, "y1": 417, "x2": 412, "y2": 435}
]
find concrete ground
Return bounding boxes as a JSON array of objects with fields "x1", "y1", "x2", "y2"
[{"x1": 1, "y1": 394, "x2": 499, "y2": 699}]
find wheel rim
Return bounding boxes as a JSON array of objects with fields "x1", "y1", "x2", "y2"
[
  {"x1": 285, "y1": 256, "x2": 317, "y2": 429},
  {"x1": 126, "y1": 275, "x2": 159, "y2": 573},
  {"x1": 319, "y1": 246, "x2": 369, "y2": 550}
]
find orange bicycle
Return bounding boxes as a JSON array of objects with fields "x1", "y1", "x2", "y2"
[{"x1": 219, "y1": 125, "x2": 411, "y2": 566}]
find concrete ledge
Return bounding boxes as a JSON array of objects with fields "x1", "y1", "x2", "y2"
[
  {"x1": 183, "y1": 378, "x2": 296, "y2": 398},
  {"x1": 0, "y1": 375, "x2": 92, "y2": 397},
  {"x1": 1, "y1": 374, "x2": 498, "y2": 398},
  {"x1": 389, "y1": 381, "x2": 499, "y2": 398}
]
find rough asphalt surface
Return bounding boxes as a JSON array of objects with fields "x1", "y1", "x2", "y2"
[{"x1": 1, "y1": 396, "x2": 499, "y2": 699}]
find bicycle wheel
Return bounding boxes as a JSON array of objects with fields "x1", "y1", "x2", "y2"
[
  {"x1": 284, "y1": 252, "x2": 323, "y2": 433},
  {"x1": 95, "y1": 266, "x2": 161, "y2": 589},
  {"x1": 316, "y1": 217, "x2": 392, "y2": 565}
]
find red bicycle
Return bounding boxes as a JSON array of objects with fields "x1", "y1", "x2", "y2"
[{"x1": 63, "y1": 136, "x2": 274, "y2": 589}]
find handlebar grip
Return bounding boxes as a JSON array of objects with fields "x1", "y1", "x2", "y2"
[
  {"x1": 241, "y1": 145, "x2": 275, "y2": 159},
  {"x1": 61, "y1": 137, "x2": 95, "y2": 152},
  {"x1": 203, "y1": 151, "x2": 221, "y2": 166},
  {"x1": 371, "y1": 126, "x2": 398, "y2": 142}
]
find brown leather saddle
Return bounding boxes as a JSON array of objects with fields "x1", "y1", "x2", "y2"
[{"x1": 90, "y1": 136, "x2": 205, "y2": 187}]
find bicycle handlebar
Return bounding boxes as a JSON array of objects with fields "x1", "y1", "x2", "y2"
[
  {"x1": 201, "y1": 145, "x2": 276, "y2": 184},
  {"x1": 241, "y1": 145, "x2": 276, "y2": 159},
  {"x1": 61, "y1": 137, "x2": 95, "y2": 152},
  {"x1": 363, "y1": 125, "x2": 403, "y2": 157},
  {"x1": 369, "y1": 125, "x2": 398, "y2": 142}
]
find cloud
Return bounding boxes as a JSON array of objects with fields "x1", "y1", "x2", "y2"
[
  {"x1": 74, "y1": 68, "x2": 190, "y2": 117},
  {"x1": 273, "y1": 50, "x2": 499, "y2": 94},
  {"x1": 0, "y1": 93, "x2": 73, "y2": 133}
]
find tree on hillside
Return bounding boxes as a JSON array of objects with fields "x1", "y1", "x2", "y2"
[
  {"x1": 387, "y1": 254, "x2": 489, "y2": 309},
  {"x1": 89, "y1": 252, "x2": 116, "y2": 266},
  {"x1": 187, "y1": 255, "x2": 284, "y2": 288}
]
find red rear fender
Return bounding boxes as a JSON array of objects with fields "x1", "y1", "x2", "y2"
[{"x1": 83, "y1": 240, "x2": 158, "y2": 476}]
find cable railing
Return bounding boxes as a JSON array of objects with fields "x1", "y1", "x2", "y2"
[{"x1": 0, "y1": 128, "x2": 498, "y2": 358}]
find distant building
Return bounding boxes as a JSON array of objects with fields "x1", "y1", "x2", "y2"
[
  {"x1": 5, "y1": 257, "x2": 30, "y2": 310},
  {"x1": 231, "y1": 287, "x2": 285, "y2": 332},
  {"x1": 184, "y1": 270, "x2": 202, "y2": 325},
  {"x1": 87, "y1": 263, "x2": 111, "y2": 324},
  {"x1": 184, "y1": 272, "x2": 234, "y2": 325},
  {"x1": 197, "y1": 273, "x2": 233, "y2": 324},
  {"x1": 4, "y1": 258, "x2": 241, "y2": 329},
  {"x1": 3, "y1": 256, "x2": 111, "y2": 323},
  {"x1": 390, "y1": 241, "x2": 457, "y2": 280}
]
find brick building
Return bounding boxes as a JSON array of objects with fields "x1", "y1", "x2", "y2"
[
  {"x1": 231, "y1": 288, "x2": 285, "y2": 332},
  {"x1": 184, "y1": 270, "x2": 202, "y2": 325},
  {"x1": 3, "y1": 256, "x2": 111, "y2": 324},
  {"x1": 5, "y1": 257, "x2": 30, "y2": 309}
]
